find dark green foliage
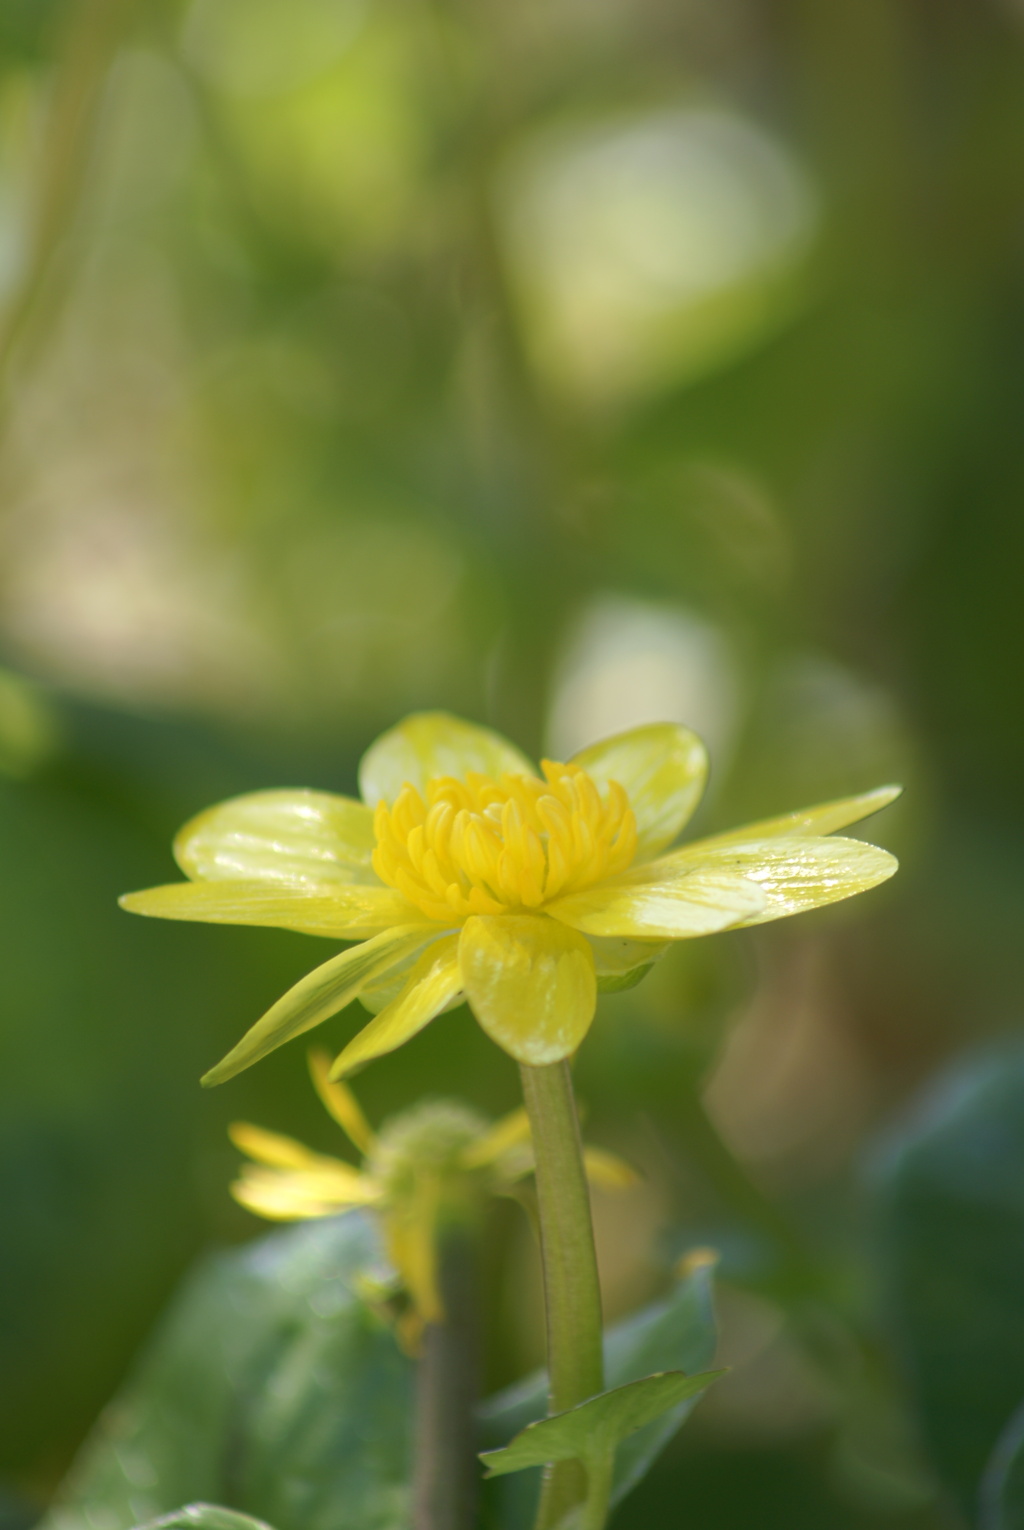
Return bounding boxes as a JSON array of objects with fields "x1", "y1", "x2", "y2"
[
  {"x1": 873, "y1": 1046, "x2": 1024, "y2": 1520},
  {"x1": 42, "y1": 1215, "x2": 414, "y2": 1530}
]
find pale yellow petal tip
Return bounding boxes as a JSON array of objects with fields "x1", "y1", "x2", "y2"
[
  {"x1": 308, "y1": 1047, "x2": 376, "y2": 1153},
  {"x1": 583, "y1": 1145, "x2": 641, "y2": 1191},
  {"x1": 673, "y1": 1246, "x2": 720, "y2": 1279}
]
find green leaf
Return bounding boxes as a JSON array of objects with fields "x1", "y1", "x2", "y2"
[
  {"x1": 871, "y1": 1044, "x2": 1024, "y2": 1516},
  {"x1": 478, "y1": 1257, "x2": 718, "y2": 1524},
  {"x1": 480, "y1": 1370, "x2": 723, "y2": 1478},
  {"x1": 132, "y1": 1506, "x2": 276, "y2": 1530},
  {"x1": 41, "y1": 1215, "x2": 413, "y2": 1530},
  {"x1": 981, "y1": 1398, "x2": 1024, "y2": 1529}
]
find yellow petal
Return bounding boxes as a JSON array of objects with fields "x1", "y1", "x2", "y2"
[
  {"x1": 119, "y1": 880, "x2": 430, "y2": 939},
  {"x1": 174, "y1": 789, "x2": 378, "y2": 886},
  {"x1": 201, "y1": 926, "x2": 437, "y2": 1087},
  {"x1": 581, "y1": 930, "x2": 670, "y2": 979},
  {"x1": 308, "y1": 1049, "x2": 375, "y2": 1153},
  {"x1": 460, "y1": 1107, "x2": 532, "y2": 1169},
  {"x1": 547, "y1": 866, "x2": 765, "y2": 939},
  {"x1": 229, "y1": 1121, "x2": 338, "y2": 1171},
  {"x1": 569, "y1": 723, "x2": 708, "y2": 860},
  {"x1": 663, "y1": 834, "x2": 898, "y2": 925},
  {"x1": 695, "y1": 784, "x2": 903, "y2": 850},
  {"x1": 384, "y1": 1190, "x2": 443, "y2": 1325},
  {"x1": 231, "y1": 1165, "x2": 380, "y2": 1220},
  {"x1": 358, "y1": 711, "x2": 536, "y2": 806},
  {"x1": 583, "y1": 1146, "x2": 640, "y2": 1190},
  {"x1": 458, "y1": 914, "x2": 597, "y2": 1066},
  {"x1": 330, "y1": 935, "x2": 463, "y2": 1078}
]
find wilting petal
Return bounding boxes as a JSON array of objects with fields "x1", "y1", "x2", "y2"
[
  {"x1": 119, "y1": 880, "x2": 430, "y2": 938},
  {"x1": 459, "y1": 914, "x2": 596, "y2": 1066},
  {"x1": 308, "y1": 1049, "x2": 376, "y2": 1153},
  {"x1": 694, "y1": 784, "x2": 903, "y2": 850},
  {"x1": 201, "y1": 926, "x2": 437, "y2": 1087},
  {"x1": 358, "y1": 711, "x2": 536, "y2": 806},
  {"x1": 330, "y1": 936, "x2": 463, "y2": 1078},
  {"x1": 547, "y1": 866, "x2": 764, "y2": 940},
  {"x1": 569, "y1": 723, "x2": 708, "y2": 861},
  {"x1": 232, "y1": 1165, "x2": 381, "y2": 1220},
  {"x1": 174, "y1": 789, "x2": 378, "y2": 886},
  {"x1": 460, "y1": 1107, "x2": 532, "y2": 1169},
  {"x1": 662, "y1": 834, "x2": 898, "y2": 925}
]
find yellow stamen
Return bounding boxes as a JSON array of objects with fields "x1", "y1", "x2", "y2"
[{"x1": 372, "y1": 763, "x2": 638, "y2": 922}]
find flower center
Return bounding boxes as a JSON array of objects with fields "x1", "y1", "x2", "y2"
[{"x1": 372, "y1": 761, "x2": 637, "y2": 921}]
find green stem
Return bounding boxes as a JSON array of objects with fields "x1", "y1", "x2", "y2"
[
  {"x1": 519, "y1": 1061, "x2": 605, "y2": 1530},
  {"x1": 582, "y1": 1453, "x2": 615, "y2": 1530},
  {"x1": 412, "y1": 1218, "x2": 480, "y2": 1530}
]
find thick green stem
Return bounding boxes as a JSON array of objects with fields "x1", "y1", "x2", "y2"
[
  {"x1": 412, "y1": 1219, "x2": 480, "y2": 1530},
  {"x1": 519, "y1": 1060, "x2": 605, "y2": 1529},
  {"x1": 582, "y1": 1453, "x2": 615, "y2": 1530}
]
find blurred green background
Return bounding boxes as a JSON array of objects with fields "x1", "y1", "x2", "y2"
[{"x1": 1, "y1": 0, "x2": 1023, "y2": 1526}]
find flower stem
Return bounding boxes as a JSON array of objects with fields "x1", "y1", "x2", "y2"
[
  {"x1": 519, "y1": 1060, "x2": 605, "y2": 1530},
  {"x1": 413, "y1": 1219, "x2": 480, "y2": 1530}
]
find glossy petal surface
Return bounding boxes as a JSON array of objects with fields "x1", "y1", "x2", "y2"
[
  {"x1": 570, "y1": 723, "x2": 708, "y2": 860},
  {"x1": 201, "y1": 926, "x2": 435, "y2": 1087},
  {"x1": 662, "y1": 834, "x2": 898, "y2": 925},
  {"x1": 459, "y1": 914, "x2": 597, "y2": 1065},
  {"x1": 547, "y1": 865, "x2": 764, "y2": 939},
  {"x1": 330, "y1": 935, "x2": 463, "y2": 1078},
  {"x1": 174, "y1": 789, "x2": 378, "y2": 886},
  {"x1": 120, "y1": 880, "x2": 427, "y2": 939},
  {"x1": 695, "y1": 784, "x2": 902, "y2": 850},
  {"x1": 358, "y1": 711, "x2": 536, "y2": 806}
]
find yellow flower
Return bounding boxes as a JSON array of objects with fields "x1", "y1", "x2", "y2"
[
  {"x1": 120, "y1": 711, "x2": 900, "y2": 1081},
  {"x1": 229, "y1": 1051, "x2": 634, "y2": 1342}
]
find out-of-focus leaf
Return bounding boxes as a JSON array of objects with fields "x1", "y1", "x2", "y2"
[
  {"x1": 42, "y1": 1214, "x2": 413, "y2": 1530},
  {"x1": 132, "y1": 1506, "x2": 275, "y2": 1530},
  {"x1": 479, "y1": 1258, "x2": 718, "y2": 1524},
  {"x1": 872, "y1": 1045, "x2": 1024, "y2": 1518},
  {"x1": 0, "y1": 667, "x2": 60, "y2": 778},
  {"x1": 981, "y1": 1397, "x2": 1024, "y2": 1530},
  {"x1": 480, "y1": 1370, "x2": 722, "y2": 1478}
]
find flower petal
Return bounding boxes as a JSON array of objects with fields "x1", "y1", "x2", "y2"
[
  {"x1": 547, "y1": 867, "x2": 765, "y2": 939},
  {"x1": 308, "y1": 1049, "x2": 375, "y2": 1153},
  {"x1": 459, "y1": 914, "x2": 597, "y2": 1066},
  {"x1": 174, "y1": 789, "x2": 378, "y2": 886},
  {"x1": 460, "y1": 1107, "x2": 532, "y2": 1170},
  {"x1": 358, "y1": 711, "x2": 536, "y2": 806},
  {"x1": 663, "y1": 834, "x2": 898, "y2": 925},
  {"x1": 232, "y1": 1165, "x2": 380, "y2": 1220},
  {"x1": 201, "y1": 926, "x2": 436, "y2": 1087},
  {"x1": 330, "y1": 935, "x2": 463, "y2": 1078},
  {"x1": 228, "y1": 1121, "x2": 340, "y2": 1171},
  {"x1": 119, "y1": 880, "x2": 430, "y2": 939},
  {"x1": 585, "y1": 933, "x2": 670, "y2": 992},
  {"x1": 569, "y1": 723, "x2": 708, "y2": 860},
  {"x1": 583, "y1": 1146, "x2": 640, "y2": 1190},
  {"x1": 694, "y1": 784, "x2": 903, "y2": 850}
]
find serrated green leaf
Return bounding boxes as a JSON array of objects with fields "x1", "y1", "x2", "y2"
[
  {"x1": 132, "y1": 1506, "x2": 276, "y2": 1530},
  {"x1": 480, "y1": 1370, "x2": 723, "y2": 1478},
  {"x1": 41, "y1": 1215, "x2": 413, "y2": 1530}
]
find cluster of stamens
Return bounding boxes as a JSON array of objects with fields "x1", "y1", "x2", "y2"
[{"x1": 372, "y1": 762, "x2": 637, "y2": 921}]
